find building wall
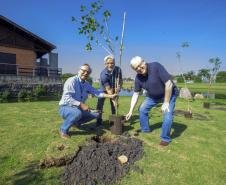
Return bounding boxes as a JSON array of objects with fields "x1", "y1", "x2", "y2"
[
  {"x1": 0, "y1": 45, "x2": 36, "y2": 75},
  {"x1": 0, "y1": 45, "x2": 36, "y2": 66},
  {"x1": 0, "y1": 24, "x2": 34, "y2": 50}
]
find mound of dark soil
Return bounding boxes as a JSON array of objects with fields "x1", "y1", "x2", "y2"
[{"x1": 61, "y1": 136, "x2": 143, "y2": 185}]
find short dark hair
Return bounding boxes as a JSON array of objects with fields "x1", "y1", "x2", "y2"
[{"x1": 80, "y1": 63, "x2": 92, "y2": 73}]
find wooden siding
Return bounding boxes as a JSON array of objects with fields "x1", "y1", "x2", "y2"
[{"x1": 0, "y1": 45, "x2": 36, "y2": 75}]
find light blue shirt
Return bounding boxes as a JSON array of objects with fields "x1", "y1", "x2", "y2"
[{"x1": 59, "y1": 75, "x2": 104, "y2": 106}]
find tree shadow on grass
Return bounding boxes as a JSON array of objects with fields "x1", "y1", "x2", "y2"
[
  {"x1": 127, "y1": 115, "x2": 140, "y2": 125},
  {"x1": 69, "y1": 117, "x2": 135, "y2": 136},
  {"x1": 69, "y1": 121, "x2": 107, "y2": 137},
  {"x1": 0, "y1": 156, "x2": 9, "y2": 163},
  {"x1": 10, "y1": 162, "x2": 41, "y2": 185},
  {"x1": 150, "y1": 121, "x2": 187, "y2": 139},
  {"x1": 119, "y1": 114, "x2": 187, "y2": 139},
  {"x1": 10, "y1": 161, "x2": 60, "y2": 185}
]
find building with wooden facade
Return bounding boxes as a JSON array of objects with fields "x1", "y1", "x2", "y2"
[{"x1": 0, "y1": 15, "x2": 61, "y2": 81}]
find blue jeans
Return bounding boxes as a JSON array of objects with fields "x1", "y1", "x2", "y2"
[
  {"x1": 59, "y1": 105, "x2": 99, "y2": 134},
  {"x1": 96, "y1": 97, "x2": 116, "y2": 124},
  {"x1": 139, "y1": 93, "x2": 177, "y2": 142}
]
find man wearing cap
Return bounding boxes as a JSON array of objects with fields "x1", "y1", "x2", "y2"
[
  {"x1": 96, "y1": 55, "x2": 123, "y2": 126},
  {"x1": 125, "y1": 56, "x2": 178, "y2": 146},
  {"x1": 59, "y1": 64, "x2": 117, "y2": 139}
]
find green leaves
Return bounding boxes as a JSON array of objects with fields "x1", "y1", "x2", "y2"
[
  {"x1": 85, "y1": 43, "x2": 92, "y2": 51},
  {"x1": 71, "y1": 16, "x2": 77, "y2": 22},
  {"x1": 72, "y1": 0, "x2": 117, "y2": 53},
  {"x1": 209, "y1": 57, "x2": 221, "y2": 74},
  {"x1": 181, "y1": 42, "x2": 189, "y2": 48},
  {"x1": 73, "y1": 0, "x2": 106, "y2": 51},
  {"x1": 80, "y1": 5, "x2": 86, "y2": 12},
  {"x1": 103, "y1": 10, "x2": 111, "y2": 19},
  {"x1": 91, "y1": 2, "x2": 97, "y2": 9},
  {"x1": 208, "y1": 57, "x2": 222, "y2": 86}
]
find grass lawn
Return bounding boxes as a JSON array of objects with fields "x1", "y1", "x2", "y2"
[
  {"x1": 93, "y1": 82, "x2": 226, "y2": 94},
  {"x1": 176, "y1": 83, "x2": 226, "y2": 94},
  {"x1": 0, "y1": 97, "x2": 226, "y2": 185}
]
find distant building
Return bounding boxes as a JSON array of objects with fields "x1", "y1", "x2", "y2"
[{"x1": 0, "y1": 15, "x2": 61, "y2": 83}]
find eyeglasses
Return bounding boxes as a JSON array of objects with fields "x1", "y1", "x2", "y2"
[
  {"x1": 134, "y1": 62, "x2": 144, "y2": 71},
  {"x1": 106, "y1": 62, "x2": 114, "y2": 65},
  {"x1": 80, "y1": 68, "x2": 91, "y2": 74}
]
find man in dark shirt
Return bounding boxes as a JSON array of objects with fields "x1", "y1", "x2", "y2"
[
  {"x1": 96, "y1": 55, "x2": 123, "y2": 126},
  {"x1": 125, "y1": 56, "x2": 178, "y2": 146}
]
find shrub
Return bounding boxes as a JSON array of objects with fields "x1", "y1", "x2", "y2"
[
  {"x1": 33, "y1": 85, "x2": 47, "y2": 98},
  {"x1": 176, "y1": 76, "x2": 184, "y2": 83},
  {"x1": 87, "y1": 76, "x2": 93, "y2": 85},
  {"x1": 0, "y1": 90, "x2": 11, "y2": 103},
  {"x1": 216, "y1": 71, "x2": 226, "y2": 82},
  {"x1": 18, "y1": 89, "x2": 33, "y2": 102},
  {"x1": 61, "y1": 73, "x2": 74, "y2": 83},
  {"x1": 194, "y1": 76, "x2": 202, "y2": 83}
]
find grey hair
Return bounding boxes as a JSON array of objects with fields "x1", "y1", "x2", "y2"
[
  {"x1": 104, "y1": 55, "x2": 115, "y2": 63},
  {"x1": 130, "y1": 56, "x2": 144, "y2": 70}
]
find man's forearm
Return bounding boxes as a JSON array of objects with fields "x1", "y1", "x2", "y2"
[
  {"x1": 103, "y1": 93, "x2": 113, "y2": 98},
  {"x1": 164, "y1": 80, "x2": 173, "y2": 103},
  {"x1": 129, "y1": 92, "x2": 139, "y2": 113}
]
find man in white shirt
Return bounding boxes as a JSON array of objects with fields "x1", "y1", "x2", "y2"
[{"x1": 59, "y1": 64, "x2": 116, "y2": 139}]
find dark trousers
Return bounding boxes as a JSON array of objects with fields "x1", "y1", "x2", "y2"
[{"x1": 96, "y1": 97, "x2": 116, "y2": 125}]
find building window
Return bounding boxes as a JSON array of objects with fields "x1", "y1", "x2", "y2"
[{"x1": 0, "y1": 52, "x2": 16, "y2": 74}]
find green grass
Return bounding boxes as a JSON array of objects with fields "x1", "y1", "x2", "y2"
[
  {"x1": 0, "y1": 97, "x2": 226, "y2": 185},
  {"x1": 93, "y1": 82, "x2": 226, "y2": 94},
  {"x1": 176, "y1": 83, "x2": 226, "y2": 94}
]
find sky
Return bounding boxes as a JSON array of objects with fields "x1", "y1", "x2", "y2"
[{"x1": 1, "y1": 0, "x2": 226, "y2": 79}]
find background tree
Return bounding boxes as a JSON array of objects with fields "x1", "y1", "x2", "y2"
[
  {"x1": 197, "y1": 68, "x2": 210, "y2": 82},
  {"x1": 61, "y1": 73, "x2": 93, "y2": 85},
  {"x1": 61, "y1": 73, "x2": 74, "y2": 83},
  {"x1": 175, "y1": 75, "x2": 185, "y2": 83},
  {"x1": 216, "y1": 71, "x2": 226, "y2": 82},
  {"x1": 176, "y1": 41, "x2": 190, "y2": 84},
  {"x1": 193, "y1": 75, "x2": 202, "y2": 83},
  {"x1": 207, "y1": 57, "x2": 222, "y2": 99},
  {"x1": 209, "y1": 57, "x2": 221, "y2": 83},
  {"x1": 184, "y1": 70, "x2": 195, "y2": 81}
]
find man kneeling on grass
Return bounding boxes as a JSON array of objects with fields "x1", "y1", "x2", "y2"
[{"x1": 59, "y1": 64, "x2": 117, "y2": 139}]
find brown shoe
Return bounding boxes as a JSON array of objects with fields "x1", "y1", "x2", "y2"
[
  {"x1": 159, "y1": 140, "x2": 169, "y2": 146},
  {"x1": 59, "y1": 131, "x2": 70, "y2": 139},
  {"x1": 71, "y1": 124, "x2": 77, "y2": 128}
]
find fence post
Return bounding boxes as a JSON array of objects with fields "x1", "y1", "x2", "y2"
[
  {"x1": 48, "y1": 68, "x2": 50, "y2": 77},
  {"x1": 33, "y1": 67, "x2": 35, "y2": 77},
  {"x1": 16, "y1": 65, "x2": 19, "y2": 76}
]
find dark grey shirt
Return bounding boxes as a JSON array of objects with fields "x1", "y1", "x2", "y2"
[
  {"x1": 134, "y1": 62, "x2": 173, "y2": 99},
  {"x1": 99, "y1": 66, "x2": 123, "y2": 91}
]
